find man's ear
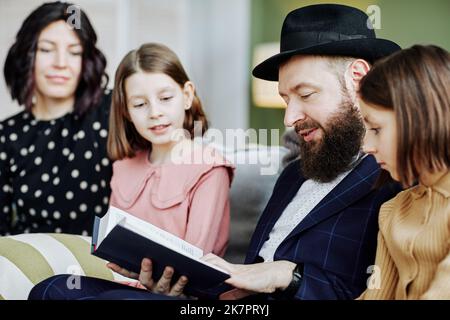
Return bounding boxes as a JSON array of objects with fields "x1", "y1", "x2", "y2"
[
  {"x1": 347, "y1": 59, "x2": 371, "y2": 91},
  {"x1": 183, "y1": 81, "x2": 195, "y2": 110}
]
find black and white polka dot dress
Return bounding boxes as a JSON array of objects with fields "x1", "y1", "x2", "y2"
[{"x1": 0, "y1": 93, "x2": 112, "y2": 236}]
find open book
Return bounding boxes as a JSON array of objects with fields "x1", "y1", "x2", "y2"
[{"x1": 91, "y1": 206, "x2": 230, "y2": 294}]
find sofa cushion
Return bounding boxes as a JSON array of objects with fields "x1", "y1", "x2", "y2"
[{"x1": 0, "y1": 233, "x2": 132, "y2": 300}]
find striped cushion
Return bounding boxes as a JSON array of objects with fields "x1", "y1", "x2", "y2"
[{"x1": 0, "y1": 233, "x2": 133, "y2": 300}]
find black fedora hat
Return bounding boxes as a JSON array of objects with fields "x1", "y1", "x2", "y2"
[{"x1": 252, "y1": 4, "x2": 401, "y2": 81}]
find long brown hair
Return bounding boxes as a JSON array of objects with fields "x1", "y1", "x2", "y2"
[
  {"x1": 359, "y1": 45, "x2": 450, "y2": 187},
  {"x1": 108, "y1": 43, "x2": 208, "y2": 160}
]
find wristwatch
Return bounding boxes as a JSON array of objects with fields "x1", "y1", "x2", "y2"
[{"x1": 271, "y1": 264, "x2": 303, "y2": 300}]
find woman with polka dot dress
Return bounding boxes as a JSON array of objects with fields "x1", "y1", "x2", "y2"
[{"x1": 0, "y1": 2, "x2": 112, "y2": 236}]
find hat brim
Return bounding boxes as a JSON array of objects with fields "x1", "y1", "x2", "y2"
[{"x1": 252, "y1": 38, "x2": 401, "y2": 81}]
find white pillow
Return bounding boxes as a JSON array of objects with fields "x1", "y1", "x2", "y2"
[{"x1": 0, "y1": 233, "x2": 132, "y2": 300}]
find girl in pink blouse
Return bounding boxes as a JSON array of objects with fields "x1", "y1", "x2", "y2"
[
  {"x1": 28, "y1": 43, "x2": 234, "y2": 300},
  {"x1": 106, "y1": 43, "x2": 233, "y2": 257},
  {"x1": 105, "y1": 43, "x2": 234, "y2": 291}
]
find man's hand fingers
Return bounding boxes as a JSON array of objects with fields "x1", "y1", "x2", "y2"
[
  {"x1": 153, "y1": 266, "x2": 174, "y2": 294},
  {"x1": 138, "y1": 258, "x2": 154, "y2": 290},
  {"x1": 168, "y1": 276, "x2": 188, "y2": 297},
  {"x1": 107, "y1": 262, "x2": 139, "y2": 279}
]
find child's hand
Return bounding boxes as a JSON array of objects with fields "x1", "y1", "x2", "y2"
[{"x1": 107, "y1": 258, "x2": 188, "y2": 296}]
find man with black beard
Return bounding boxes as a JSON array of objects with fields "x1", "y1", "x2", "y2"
[{"x1": 201, "y1": 4, "x2": 403, "y2": 300}]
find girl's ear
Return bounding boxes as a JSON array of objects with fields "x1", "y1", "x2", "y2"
[{"x1": 183, "y1": 81, "x2": 195, "y2": 110}]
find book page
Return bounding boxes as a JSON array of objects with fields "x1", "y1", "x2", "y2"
[
  {"x1": 120, "y1": 218, "x2": 229, "y2": 274},
  {"x1": 95, "y1": 210, "x2": 112, "y2": 247},
  {"x1": 109, "y1": 206, "x2": 203, "y2": 259}
]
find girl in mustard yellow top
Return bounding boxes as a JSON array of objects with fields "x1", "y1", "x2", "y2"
[{"x1": 357, "y1": 45, "x2": 450, "y2": 299}]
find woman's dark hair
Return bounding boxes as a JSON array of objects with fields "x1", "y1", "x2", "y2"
[
  {"x1": 359, "y1": 45, "x2": 450, "y2": 187},
  {"x1": 3, "y1": 1, "x2": 108, "y2": 115}
]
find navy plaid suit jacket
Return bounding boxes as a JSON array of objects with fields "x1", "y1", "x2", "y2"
[{"x1": 244, "y1": 155, "x2": 400, "y2": 300}]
